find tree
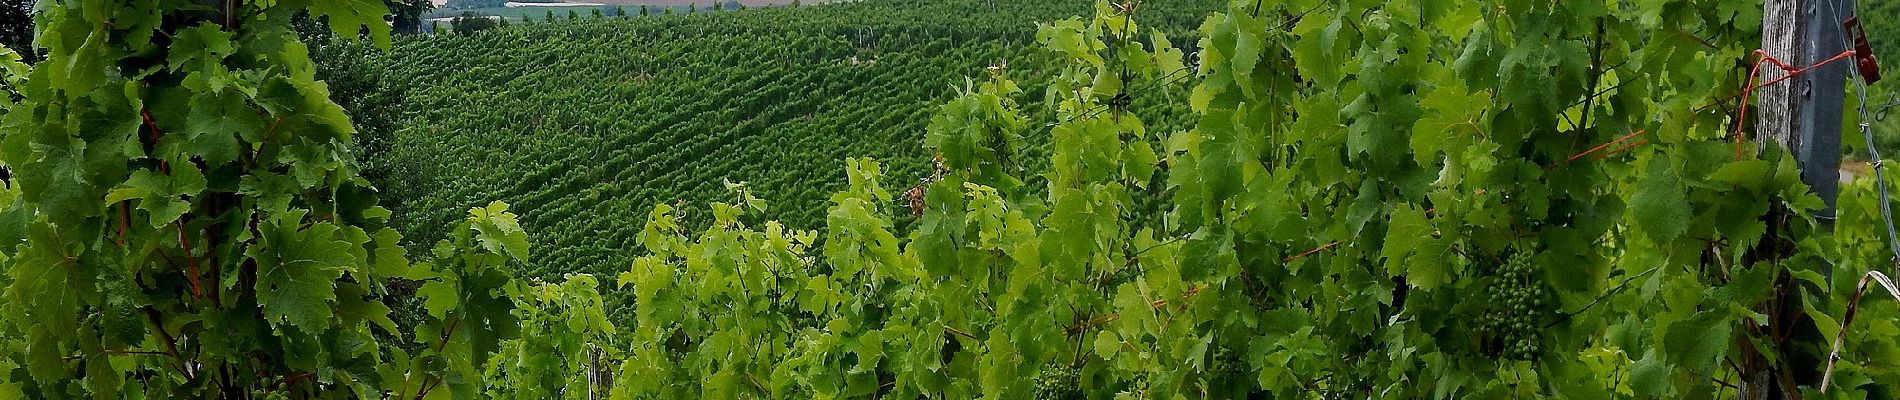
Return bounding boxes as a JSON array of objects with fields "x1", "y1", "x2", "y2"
[
  {"x1": 640, "y1": 5, "x2": 650, "y2": 16},
  {"x1": 388, "y1": 0, "x2": 436, "y2": 35},
  {"x1": 452, "y1": 12, "x2": 498, "y2": 34},
  {"x1": 614, "y1": 5, "x2": 626, "y2": 17}
]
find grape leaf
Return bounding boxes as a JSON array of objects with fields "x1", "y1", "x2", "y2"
[
  {"x1": 105, "y1": 165, "x2": 207, "y2": 228},
  {"x1": 1662, "y1": 310, "x2": 1732, "y2": 372},
  {"x1": 470, "y1": 201, "x2": 530, "y2": 261},
  {"x1": 308, "y1": 0, "x2": 395, "y2": 49},
  {"x1": 419, "y1": 281, "x2": 459, "y2": 320},
  {"x1": 182, "y1": 91, "x2": 260, "y2": 166},
  {"x1": 1631, "y1": 157, "x2": 1691, "y2": 243},
  {"x1": 1382, "y1": 204, "x2": 1450, "y2": 289},
  {"x1": 251, "y1": 213, "x2": 354, "y2": 331}
]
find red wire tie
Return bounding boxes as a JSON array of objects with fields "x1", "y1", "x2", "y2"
[
  {"x1": 1731, "y1": 50, "x2": 1859, "y2": 160},
  {"x1": 1564, "y1": 129, "x2": 1648, "y2": 165},
  {"x1": 1591, "y1": 139, "x2": 1649, "y2": 162}
]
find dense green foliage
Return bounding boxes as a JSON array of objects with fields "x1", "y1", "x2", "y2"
[
  {"x1": 353, "y1": 0, "x2": 1216, "y2": 293},
  {"x1": 1861, "y1": 1, "x2": 1899, "y2": 154},
  {"x1": 1869, "y1": 0, "x2": 1898, "y2": 61},
  {"x1": 605, "y1": 0, "x2": 1900, "y2": 398},
  {"x1": 0, "y1": 1, "x2": 595, "y2": 397},
  {"x1": 8, "y1": 0, "x2": 1900, "y2": 398}
]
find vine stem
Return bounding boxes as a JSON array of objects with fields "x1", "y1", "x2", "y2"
[
  {"x1": 60, "y1": 349, "x2": 171, "y2": 361},
  {"x1": 140, "y1": 109, "x2": 172, "y2": 174},
  {"x1": 1543, "y1": 266, "x2": 1659, "y2": 329},
  {"x1": 1820, "y1": 271, "x2": 1900, "y2": 392},
  {"x1": 414, "y1": 378, "x2": 439, "y2": 400},
  {"x1": 1282, "y1": 241, "x2": 1340, "y2": 262},
  {"x1": 140, "y1": 109, "x2": 161, "y2": 143},
  {"x1": 115, "y1": 202, "x2": 127, "y2": 246},
  {"x1": 1094, "y1": 235, "x2": 1189, "y2": 287},
  {"x1": 1063, "y1": 284, "x2": 1206, "y2": 334},
  {"x1": 942, "y1": 325, "x2": 978, "y2": 340},
  {"x1": 272, "y1": 371, "x2": 316, "y2": 390},
  {"x1": 1579, "y1": 18, "x2": 1605, "y2": 130},
  {"x1": 142, "y1": 307, "x2": 192, "y2": 379},
  {"x1": 436, "y1": 317, "x2": 462, "y2": 353},
  {"x1": 414, "y1": 317, "x2": 462, "y2": 400},
  {"x1": 176, "y1": 221, "x2": 202, "y2": 298}
]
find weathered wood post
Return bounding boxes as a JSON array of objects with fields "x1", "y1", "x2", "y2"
[
  {"x1": 1747, "y1": 1, "x2": 1856, "y2": 398},
  {"x1": 1760, "y1": 0, "x2": 1854, "y2": 220}
]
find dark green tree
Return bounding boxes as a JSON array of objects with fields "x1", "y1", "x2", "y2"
[
  {"x1": 388, "y1": 0, "x2": 435, "y2": 35},
  {"x1": 451, "y1": 12, "x2": 498, "y2": 33}
]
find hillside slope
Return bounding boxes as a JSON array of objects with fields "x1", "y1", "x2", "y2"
[{"x1": 348, "y1": 0, "x2": 1219, "y2": 284}]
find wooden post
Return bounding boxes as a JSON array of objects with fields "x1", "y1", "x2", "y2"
[
  {"x1": 1749, "y1": 1, "x2": 1856, "y2": 398},
  {"x1": 1760, "y1": 0, "x2": 1853, "y2": 221}
]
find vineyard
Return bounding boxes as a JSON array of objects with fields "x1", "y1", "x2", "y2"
[
  {"x1": 345, "y1": 0, "x2": 1219, "y2": 293},
  {"x1": 5, "y1": 0, "x2": 1900, "y2": 399}
]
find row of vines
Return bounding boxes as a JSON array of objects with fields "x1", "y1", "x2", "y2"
[
  {"x1": 342, "y1": 0, "x2": 1224, "y2": 310},
  {"x1": 3, "y1": 0, "x2": 1900, "y2": 398}
]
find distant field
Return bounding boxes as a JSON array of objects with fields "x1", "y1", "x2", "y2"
[
  {"x1": 430, "y1": 6, "x2": 658, "y2": 20},
  {"x1": 426, "y1": 0, "x2": 817, "y2": 19},
  {"x1": 501, "y1": 0, "x2": 822, "y2": 6}
]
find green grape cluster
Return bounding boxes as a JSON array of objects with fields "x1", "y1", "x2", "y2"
[
  {"x1": 1203, "y1": 348, "x2": 1256, "y2": 395},
  {"x1": 1034, "y1": 363, "x2": 1085, "y2": 400},
  {"x1": 1477, "y1": 251, "x2": 1550, "y2": 360},
  {"x1": 1215, "y1": 348, "x2": 1247, "y2": 374}
]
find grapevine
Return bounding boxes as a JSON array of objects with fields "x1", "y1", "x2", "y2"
[{"x1": 3, "y1": 0, "x2": 1900, "y2": 399}]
